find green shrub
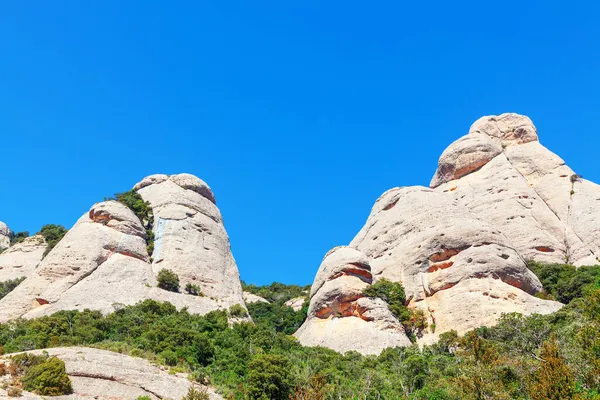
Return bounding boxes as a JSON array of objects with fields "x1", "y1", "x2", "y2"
[
  {"x1": 136, "y1": 397, "x2": 152, "y2": 400},
  {"x1": 38, "y1": 224, "x2": 68, "y2": 258},
  {"x1": 185, "y1": 283, "x2": 204, "y2": 296},
  {"x1": 527, "y1": 261, "x2": 600, "y2": 303},
  {"x1": 21, "y1": 356, "x2": 72, "y2": 395},
  {"x1": 157, "y1": 269, "x2": 180, "y2": 292},
  {"x1": 9, "y1": 231, "x2": 29, "y2": 245},
  {"x1": 161, "y1": 349, "x2": 179, "y2": 366},
  {"x1": 247, "y1": 354, "x2": 291, "y2": 400},
  {"x1": 228, "y1": 304, "x2": 248, "y2": 318},
  {"x1": 182, "y1": 386, "x2": 210, "y2": 400},
  {"x1": 111, "y1": 190, "x2": 155, "y2": 256},
  {"x1": 0, "y1": 277, "x2": 26, "y2": 300}
]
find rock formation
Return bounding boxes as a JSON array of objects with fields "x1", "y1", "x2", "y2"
[
  {"x1": 0, "y1": 174, "x2": 247, "y2": 323},
  {"x1": 0, "y1": 222, "x2": 10, "y2": 251},
  {"x1": 284, "y1": 296, "x2": 306, "y2": 311},
  {"x1": 0, "y1": 347, "x2": 222, "y2": 399},
  {"x1": 244, "y1": 291, "x2": 270, "y2": 304},
  {"x1": 297, "y1": 113, "x2": 596, "y2": 353},
  {"x1": 295, "y1": 246, "x2": 412, "y2": 355},
  {"x1": 0, "y1": 235, "x2": 46, "y2": 282}
]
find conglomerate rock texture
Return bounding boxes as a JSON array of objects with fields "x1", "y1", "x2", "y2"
[
  {"x1": 297, "y1": 113, "x2": 597, "y2": 353},
  {"x1": 0, "y1": 174, "x2": 247, "y2": 323},
  {"x1": 0, "y1": 347, "x2": 223, "y2": 399}
]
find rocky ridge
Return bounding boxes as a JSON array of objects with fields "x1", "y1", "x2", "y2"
[
  {"x1": 297, "y1": 113, "x2": 597, "y2": 354},
  {"x1": 0, "y1": 174, "x2": 247, "y2": 322},
  {"x1": 0, "y1": 347, "x2": 222, "y2": 399}
]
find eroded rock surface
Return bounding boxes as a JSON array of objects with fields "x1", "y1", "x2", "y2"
[
  {"x1": 0, "y1": 235, "x2": 46, "y2": 282},
  {"x1": 244, "y1": 291, "x2": 270, "y2": 304},
  {"x1": 0, "y1": 347, "x2": 222, "y2": 400},
  {"x1": 294, "y1": 247, "x2": 412, "y2": 355},
  {"x1": 299, "y1": 113, "x2": 591, "y2": 353},
  {"x1": 0, "y1": 174, "x2": 248, "y2": 322},
  {"x1": 284, "y1": 296, "x2": 306, "y2": 311}
]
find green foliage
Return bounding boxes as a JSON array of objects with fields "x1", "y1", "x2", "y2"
[
  {"x1": 247, "y1": 354, "x2": 291, "y2": 400},
  {"x1": 136, "y1": 397, "x2": 152, "y2": 400},
  {"x1": 242, "y1": 281, "x2": 310, "y2": 303},
  {"x1": 38, "y1": 224, "x2": 68, "y2": 257},
  {"x1": 247, "y1": 301, "x2": 307, "y2": 334},
  {"x1": 183, "y1": 386, "x2": 210, "y2": 400},
  {"x1": 185, "y1": 283, "x2": 204, "y2": 296},
  {"x1": 0, "y1": 277, "x2": 26, "y2": 300},
  {"x1": 9, "y1": 231, "x2": 29, "y2": 245},
  {"x1": 228, "y1": 304, "x2": 248, "y2": 318},
  {"x1": 112, "y1": 190, "x2": 155, "y2": 256},
  {"x1": 16, "y1": 354, "x2": 73, "y2": 395},
  {"x1": 528, "y1": 260, "x2": 600, "y2": 303},
  {"x1": 157, "y1": 269, "x2": 180, "y2": 292}
]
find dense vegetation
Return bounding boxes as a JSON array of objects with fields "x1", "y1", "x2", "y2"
[
  {"x1": 243, "y1": 281, "x2": 309, "y2": 334},
  {"x1": 0, "y1": 267, "x2": 598, "y2": 399},
  {"x1": 0, "y1": 277, "x2": 26, "y2": 301},
  {"x1": 110, "y1": 190, "x2": 155, "y2": 256},
  {"x1": 9, "y1": 231, "x2": 29, "y2": 246},
  {"x1": 1, "y1": 352, "x2": 72, "y2": 396},
  {"x1": 528, "y1": 260, "x2": 600, "y2": 304},
  {"x1": 37, "y1": 224, "x2": 68, "y2": 258}
]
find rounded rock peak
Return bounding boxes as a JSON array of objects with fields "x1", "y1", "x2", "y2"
[
  {"x1": 469, "y1": 113, "x2": 538, "y2": 146},
  {"x1": 322, "y1": 246, "x2": 370, "y2": 267},
  {"x1": 134, "y1": 173, "x2": 216, "y2": 204},
  {"x1": 0, "y1": 221, "x2": 9, "y2": 236}
]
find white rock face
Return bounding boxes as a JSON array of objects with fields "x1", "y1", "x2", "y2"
[
  {"x1": 284, "y1": 296, "x2": 306, "y2": 311},
  {"x1": 0, "y1": 174, "x2": 248, "y2": 322},
  {"x1": 295, "y1": 246, "x2": 412, "y2": 355},
  {"x1": 299, "y1": 113, "x2": 591, "y2": 354},
  {"x1": 0, "y1": 347, "x2": 222, "y2": 400},
  {"x1": 0, "y1": 235, "x2": 46, "y2": 282},
  {"x1": 0, "y1": 222, "x2": 10, "y2": 251},
  {"x1": 244, "y1": 291, "x2": 270, "y2": 304},
  {"x1": 135, "y1": 174, "x2": 246, "y2": 311}
]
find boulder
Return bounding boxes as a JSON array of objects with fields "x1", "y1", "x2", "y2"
[
  {"x1": 295, "y1": 247, "x2": 412, "y2": 355},
  {"x1": 284, "y1": 296, "x2": 306, "y2": 311},
  {"x1": 0, "y1": 347, "x2": 222, "y2": 399}
]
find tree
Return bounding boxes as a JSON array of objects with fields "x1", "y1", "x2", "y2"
[
  {"x1": 38, "y1": 224, "x2": 68, "y2": 257},
  {"x1": 21, "y1": 356, "x2": 73, "y2": 395},
  {"x1": 529, "y1": 335, "x2": 576, "y2": 400},
  {"x1": 157, "y1": 269, "x2": 180, "y2": 292},
  {"x1": 247, "y1": 354, "x2": 291, "y2": 400}
]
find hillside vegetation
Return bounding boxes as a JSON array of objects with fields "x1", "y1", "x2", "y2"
[{"x1": 0, "y1": 265, "x2": 598, "y2": 399}]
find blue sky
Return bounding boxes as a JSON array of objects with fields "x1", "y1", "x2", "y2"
[{"x1": 1, "y1": 1, "x2": 599, "y2": 285}]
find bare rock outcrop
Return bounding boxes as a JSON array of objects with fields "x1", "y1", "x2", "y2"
[
  {"x1": 0, "y1": 222, "x2": 10, "y2": 251},
  {"x1": 0, "y1": 174, "x2": 247, "y2": 322},
  {"x1": 294, "y1": 246, "x2": 412, "y2": 355},
  {"x1": 244, "y1": 291, "x2": 270, "y2": 304},
  {"x1": 0, "y1": 347, "x2": 222, "y2": 399},
  {"x1": 0, "y1": 235, "x2": 46, "y2": 282},
  {"x1": 298, "y1": 113, "x2": 592, "y2": 353},
  {"x1": 284, "y1": 296, "x2": 306, "y2": 311}
]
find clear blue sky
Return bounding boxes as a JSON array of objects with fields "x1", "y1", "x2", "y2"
[{"x1": 1, "y1": 1, "x2": 599, "y2": 285}]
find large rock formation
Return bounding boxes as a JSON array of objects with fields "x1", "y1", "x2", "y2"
[
  {"x1": 0, "y1": 347, "x2": 222, "y2": 399},
  {"x1": 298, "y1": 113, "x2": 595, "y2": 353},
  {"x1": 0, "y1": 235, "x2": 46, "y2": 282},
  {"x1": 0, "y1": 222, "x2": 10, "y2": 251},
  {"x1": 295, "y1": 246, "x2": 412, "y2": 355},
  {"x1": 0, "y1": 174, "x2": 247, "y2": 322}
]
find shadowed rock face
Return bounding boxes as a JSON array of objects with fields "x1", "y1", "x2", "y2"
[
  {"x1": 298, "y1": 113, "x2": 596, "y2": 353},
  {"x1": 0, "y1": 174, "x2": 247, "y2": 323},
  {"x1": 0, "y1": 347, "x2": 223, "y2": 399}
]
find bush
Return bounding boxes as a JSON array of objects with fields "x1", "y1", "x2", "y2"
[
  {"x1": 183, "y1": 386, "x2": 210, "y2": 400},
  {"x1": 38, "y1": 224, "x2": 68, "y2": 258},
  {"x1": 247, "y1": 354, "x2": 291, "y2": 400},
  {"x1": 157, "y1": 269, "x2": 180, "y2": 292},
  {"x1": 21, "y1": 356, "x2": 72, "y2": 395},
  {"x1": 185, "y1": 283, "x2": 204, "y2": 296},
  {"x1": 9, "y1": 231, "x2": 29, "y2": 245},
  {"x1": 0, "y1": 277, "x2": 26, "y2": 301},
  {"x1": 229, "y1": 304, "x2": 248, "y2": 318},
  {"x1": 528, "y1": 261, "x2": 600, "y2": 303},
  {"x1": 113, "y1": 190, "x2": 155, "y2": 256},
  {"x1": 161, "y1": 349, "x2": 179, "y2": 366}
]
